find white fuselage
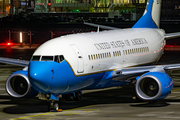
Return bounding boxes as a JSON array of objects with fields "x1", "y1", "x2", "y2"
[{"x1": 33, "y1": 28, "x2": 165, "y2": 76}]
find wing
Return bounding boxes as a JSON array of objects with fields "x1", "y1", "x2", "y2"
[
  {"x1": 0, "y1": 57, "x2": 29, "y2": 67},
  {"x1": 111, "y1": 64, "x2": 180, "y2": 80},
  {"x1": 84, "y1": 21, "x2": 119, "y2": 30},
  {"x1": 165, "y1": 32, "x2": 180, "y2": 40},
  {"x1": 84, "y1": 22, "x2": 180, "y2": 38}
]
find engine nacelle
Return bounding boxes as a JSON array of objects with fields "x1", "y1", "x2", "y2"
[
  {"x1": 136, "y1": 72, "x2": 173, "y2": 101},
  {"x1": 6, "y1": 70, "x2": 38, "y2": 98}
]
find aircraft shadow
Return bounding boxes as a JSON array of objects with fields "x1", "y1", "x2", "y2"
[
  {"x1": 130, "y1": 102, "x2": 170, "y2": 107},
  {"x1": 0, "y1": 84, "x2": 172, "y2": 114}
]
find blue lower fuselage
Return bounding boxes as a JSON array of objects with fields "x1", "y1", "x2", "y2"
[{"x1": 28, "y1": 60, "x2": 129, "y2": 95}]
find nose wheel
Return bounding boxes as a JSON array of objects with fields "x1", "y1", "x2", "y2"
[{"x1": 48, "y1": 100, "x2": 60, "y2": 112}]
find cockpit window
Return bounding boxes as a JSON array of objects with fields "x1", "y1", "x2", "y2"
[
  {"x1": 59, "y1": 55, "x2": 65, "y2": 62},
  {"x1": 31, "y1": 56, "x2": 40, "y2": 61},
  {"x1": 54, "y1": 56, "x2": 59, "y2": 63},
  {"x1": 41, "y1": 56, "x2": 53, "y2": 61},
  {"x1": 31, "y1": 55, "x2": 64, "y2": 62},
  {"x1": 54, "y1": 55, "x2": 65, "y2": 63}
]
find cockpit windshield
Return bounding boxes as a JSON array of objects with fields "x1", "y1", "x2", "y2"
[
  {"x1": 54, "y1": 55, "x2": 65, "y2": 63},
  {"x1": 59, "y1": 55, "x2": 65, "y2": 61},
  {"x1": 41, "y1": 56, "x2": 54, "y2": 61},
  {"x1": 31, "y1": 55, "x2": 65, "y2": 62},
  {"x1": 31, "y1": 56, "x2": 41, "y2": 61}
]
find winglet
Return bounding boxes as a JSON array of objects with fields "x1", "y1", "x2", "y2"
[{"x1": 132, "y1": 0, "x2": 162, "y2": 29}]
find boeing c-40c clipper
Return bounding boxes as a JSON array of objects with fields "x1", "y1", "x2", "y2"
[{"x1": 2, "y1": 0, "x2": 180, "y2": 111}]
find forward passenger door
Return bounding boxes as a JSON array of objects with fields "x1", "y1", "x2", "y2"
[{"x1": 70, "y1": 44, "x2": 84, "y2": 73}]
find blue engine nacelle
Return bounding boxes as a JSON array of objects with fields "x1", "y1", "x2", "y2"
[
  {"x1": 135, "y1": 72, "x2": 173, "y2": 101},
  {"x1": 6, "y1": 70, "x2": 38, "y2": 98}
]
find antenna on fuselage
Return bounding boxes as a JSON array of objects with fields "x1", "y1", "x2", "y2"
[{"x1": 97, "y1": 26, "x2": 99, "y2": 33}]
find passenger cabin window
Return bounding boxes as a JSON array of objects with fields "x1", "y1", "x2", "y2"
[
  {"x1": 31, "y1": 56, "x2": 40, "y2": 61},
  {"x1": 41, "y1": 56, "x2": 53, "y2": 61}
]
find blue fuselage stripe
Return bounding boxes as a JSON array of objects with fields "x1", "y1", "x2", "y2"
[{"x1": 28, "y1": 61, "x2": 128, "y2": 94}]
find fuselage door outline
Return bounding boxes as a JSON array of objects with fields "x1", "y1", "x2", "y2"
[{"x1": 70, "y1": 44, "x2": 84, "y2": 73}]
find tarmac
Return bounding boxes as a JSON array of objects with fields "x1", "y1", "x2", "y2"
[{"x1": 0, "y1": 49, "x2": 180, "y2": 120}]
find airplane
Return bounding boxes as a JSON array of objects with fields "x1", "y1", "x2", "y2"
[{"x1": 1, "y1": 0, "x2": 180, "y2": 111}]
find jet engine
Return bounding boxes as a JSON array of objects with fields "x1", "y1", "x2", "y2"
[
  {"x1": 6, "y1": 70, "x2": 38, "y2": 98},
  {"x1": 135, "y1": 72, "x2": 173, "y2": 101}
]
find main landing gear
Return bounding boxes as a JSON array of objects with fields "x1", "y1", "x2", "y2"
[
  {"x1": 62, "y1": 91, "x2": 82, "y2": 101},
  {"x1": 73, "y1": 91, "x2": 82, "y2": 101}
]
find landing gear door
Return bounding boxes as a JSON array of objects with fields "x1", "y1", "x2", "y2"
[{"x1": 70, "y1": 44, "x2": 84, "y2": 73}]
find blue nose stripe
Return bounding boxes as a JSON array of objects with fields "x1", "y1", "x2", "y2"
[
  {"x1": 28, "y1": 61, "x2": 53, "y2": 93},
  {"x1": 29, "y1": 62, "x2": 52, "y2": 83},
  {"x1": 28, "y1": 61, "x2": 70, "y2": 93}
]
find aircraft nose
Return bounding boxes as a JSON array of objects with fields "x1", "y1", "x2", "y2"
[
  {"x1": 28, "y1": 61, "x2": 54, "y2": 89},
  {"x1": 28, "y1": 61, "x2": 70, "y2": 94}
]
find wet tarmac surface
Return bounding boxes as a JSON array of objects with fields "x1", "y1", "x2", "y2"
[{"x1": 1, "y1": 50, "x2": 180, "y2": 120}]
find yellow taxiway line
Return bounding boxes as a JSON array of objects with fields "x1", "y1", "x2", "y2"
[{"x1": 11, "y1": 105, "x2": 99, "y2": 120}]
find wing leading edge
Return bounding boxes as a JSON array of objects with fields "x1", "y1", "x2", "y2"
[
  {"x1": 0, "y1": 57, "x2": 29, "y2": 67},
  {"x1": 165, "y1": 32, "x2": 180, "y2": 40},
  {"x1": 84, "y1": 22, "x2": 180, "y2": 40},
  {"x1": 111, "y1": 64, "x2": 180, "y2": 80},
  {"x1": 84, "y1": 21, "x2": 119, "y2": 30}
]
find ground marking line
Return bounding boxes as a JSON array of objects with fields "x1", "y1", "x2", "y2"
[
  {"x1": 0, "y1": 93, "x2": 8, "y2": 95},
  {"x1": 172, "y1": 89, "x2": 180, "y2": 92},
  {"x1": 11, "y1": 105, "x2": 97, "y2": 120},
  {"x1": 11, "y1": 112, "x2": 54, "y2": 120}
]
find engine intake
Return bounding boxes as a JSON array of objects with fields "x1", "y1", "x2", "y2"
[
  {"x1": 136, "y1": 72, "x2": 173, "y2": 101},
  {"x1": 6, "y1": 70, "x2": 38, "y2": 98}
]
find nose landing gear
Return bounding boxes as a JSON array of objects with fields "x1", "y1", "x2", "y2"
[
  {"x1": 48, "y1": 94, "x2": 61, "y2": 112},
  {"x1": 48, "y1": 100, "x2": 60, "y2": 112},
  {"x1": 47, "y1": 91, "x2": 82, "y2": 112}
]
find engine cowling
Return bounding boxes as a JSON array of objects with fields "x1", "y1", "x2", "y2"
[
  {"x1": 6, "y1": 70, "x2": 38, "y2": 98},
  {"x1": 136, "y1": 72, "x2": 173, "y2": 101}
]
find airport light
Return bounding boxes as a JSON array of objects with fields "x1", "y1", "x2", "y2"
[
  {"x1": 7, "y1": 42, "x2": 11, "y2": 46},
  {"x1": 48, "y1": 0, "x2": 51, "y2": 12},
  {"x1": 20, "y1": 32, "x2": 22, "y2": 43}
]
